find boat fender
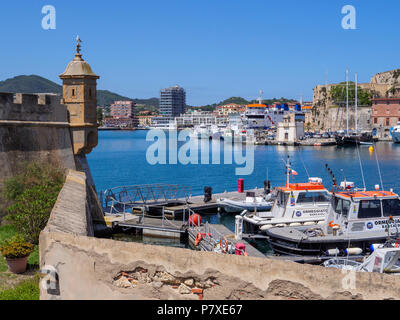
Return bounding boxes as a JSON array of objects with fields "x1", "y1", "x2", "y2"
[
  {"x1": 260, "y1": 224, "x2": 273, "y2": 231},
  {"x1": 344, "y1": 248, "x2": 363, "y2": 255},
  {"x1": 325, "y1": 248, "x2": 340, "y2": 256},
  {"x1": 369, "y1": 243, "x2": 383, "y2": 252},
  {"x1": 290, "y1": 223, "x2": 302, "y2": 227}
]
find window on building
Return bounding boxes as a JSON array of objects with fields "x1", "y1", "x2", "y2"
[
  {"x1": 72, "y1": 88, "x2": 76, "y2": 97},
  {"x1": 89, "y1": 88, "x2": 92, "y2": 97},
  {"x1": 374, "y1": 118, "x2": 377, "y2": 124},
  {"x1": 386, "y1": 118, "x2": 390, "y2": 126}
]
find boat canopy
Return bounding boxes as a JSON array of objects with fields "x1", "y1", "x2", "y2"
[
  {"x1": 335, "y1": 190, "x2": 398, "y2": 200},
  {"x1": 278, "y1": 182, "x2": 326, "y2": 192}
]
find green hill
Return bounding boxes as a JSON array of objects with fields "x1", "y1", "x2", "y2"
[{"x1": 0, "y1": 75, "x2": 159, "y2": 108}]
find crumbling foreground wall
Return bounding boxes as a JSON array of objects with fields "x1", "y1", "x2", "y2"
[{"x1": 40, "y1": 175, "x2": 400, "y2": 300}]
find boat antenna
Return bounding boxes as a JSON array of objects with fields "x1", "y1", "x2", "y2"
[
  {"x1": 281, "y1": 156, "x2": 291, "y2": 187},
  {"x1": 373, "y1": 143, "x2": 385, "y2": 191},
  {"x1": 340, "y1": 169, "x2": 347, "y2": 187},
  {"x1": 299, "y1": 150, "x2": 310, "y2": 180},
  {"x1": 346, "y1": 68, "x2": 349, "y2": 135},
  {"x1": 355, "y1": 72, "x2": 358, "y2": 133},
  {"x1": 355, "y1": 143, "x2": 366, "y2": 191},
  {"x1": 325, "y1": 163, "x2": 338, "y2": 189}
]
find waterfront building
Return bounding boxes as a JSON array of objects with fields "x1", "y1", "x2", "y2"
[
  {"x1": 372, "y1": 97, "x2": 400, "y2": 139},
  {"x1": 110, "y1": 100, "x2": 136, "y2": 118},
  {"x1": 59, "y1": 37, "x2": 99, "y2": 155},
  {"x1": 160, "y1": 85, "x2": 186, "y2": 117},
  {"x1": 104, "y1": 100, "x2": 138, "y2": 128},
  {"x1": 277, "y1": 113, "x2": 305, "y2": 143},
  {"x1": 137, "y1": 115, "x2": 153, "y2": 127},
  {"x1": 174, "y1": 111, "x2": 227, "y2": 128},
  {"x1": 216, "y1": 103, "x2": 246, "y2": 117}
]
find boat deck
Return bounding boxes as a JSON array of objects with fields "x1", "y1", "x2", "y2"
[{"x1": 267, "y1": 226, "x2": 394, "y2": 243}]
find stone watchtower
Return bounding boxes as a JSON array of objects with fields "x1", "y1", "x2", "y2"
[{"x1": 60, "y1": 37, "x2": 100, "y2": 155}]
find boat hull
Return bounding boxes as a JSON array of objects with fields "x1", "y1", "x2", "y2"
[
  {"x1": 219, "y1": 199, "x2": 273, "y2": 213},
  {"x1": 266, "y1": 226, "x2": 389, "y2": 257},
  {"x1": 392, "y1": 131, "x2": 400, "y2": 143},
  {"x1": 335, "y1": 134, "x2": 374, "y2": 146}
]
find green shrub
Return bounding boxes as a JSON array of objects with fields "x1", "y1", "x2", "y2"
[
  {"x1": 0, "y1": 234, "x2": 34, "y2": 259},
  {"x1": 0, "y1": 275, "x2": 40, "y2": 300},
  {"x1": 3, "y1": 162, "x2": 65, "y2": 244}
]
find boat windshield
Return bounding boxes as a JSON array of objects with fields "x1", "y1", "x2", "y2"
[
  {"x1": 333, "y1": 197, "x2": 351, "y2": 217},
  {"x1": 358, "y1": 200, "x2": 382, "y2": 219},
  {"x1": 297, "y1": 191, "x2": 330, "y2": 204},
  {"x1": 277, "y1": 191, "x2": 289, "y2": 207},
  {"x1": 382, "y1": 199, "x2": 400, "y2": 217}
]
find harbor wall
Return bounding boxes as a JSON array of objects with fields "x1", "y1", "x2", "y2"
[{"x1": 40, "y1": 173, "x2": 400, "y2": 300}]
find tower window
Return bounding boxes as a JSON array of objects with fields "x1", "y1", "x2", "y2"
[
  {"x1": 89, "y1": 88, "x2": 92, "y2": 97},
  {"x1": 72, "y1": 88, "x2": 76, "y2": 97}
]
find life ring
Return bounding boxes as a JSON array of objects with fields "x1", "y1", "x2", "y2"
[
  {"x1": 195, "y1": 233, "x2": 203, "y2": 246},
  {"x1": 328, "y1": 221, "x2": 340, "y2": 228},
  {"x1": 220, "y1": 239, "x2": 229, "y2": 253}
]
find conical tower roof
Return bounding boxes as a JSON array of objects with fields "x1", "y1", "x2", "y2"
[{"x1": 60, "y1": 36, "x2": 99, "y2": 79}]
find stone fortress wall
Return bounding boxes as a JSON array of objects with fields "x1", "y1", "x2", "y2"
[
  {"x1": 312, "y1": 69, "x2": 400, "y2": 132},
  {"x1": 0, "y1": 92, "x2": 76, "y2": 180}
]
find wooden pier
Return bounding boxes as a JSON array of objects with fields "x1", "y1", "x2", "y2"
[{"x1": 116, "y1": 215, "x2": 187, "y2": 238}]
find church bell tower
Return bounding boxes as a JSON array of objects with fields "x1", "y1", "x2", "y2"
[{"x1": 60, "y1": 36, "x2": 100, "y2": 155}]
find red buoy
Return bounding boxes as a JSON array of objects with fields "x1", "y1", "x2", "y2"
[{"x1": 190, "y1": 214, "x2": 202, "y2": 227}]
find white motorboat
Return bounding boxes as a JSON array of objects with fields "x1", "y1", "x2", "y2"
[
  {"x1": 235, "y1": 158, "x2": 331, "y2": 236},
  {"x1": 392, "y1": 122, "x2": 400, "y2": 143},
  {"x1": 266, "y1": 184, "x2": 400, "y2": 258},
  {"x1": 217, "y1": 191, "x2": 274, "y2": 213},
  {"x1": 190, "y1": 124, "x2": 211, "y2": 139},
  {"x1": 323, "y1": 243, "x2": 400, "y2": 274}
]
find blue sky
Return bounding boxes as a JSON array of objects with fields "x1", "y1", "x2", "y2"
[{"x1": 0, "y1": 0, "x2": 399, "y2": 105}]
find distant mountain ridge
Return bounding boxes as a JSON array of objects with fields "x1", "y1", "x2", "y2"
[{"x1": 0, "y1": 75, "x2": 159, "y2": 108}]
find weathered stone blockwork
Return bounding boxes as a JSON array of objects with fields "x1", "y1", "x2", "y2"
[{"x1": 0, "y1": 92, "x2": 76, "y2": 181}]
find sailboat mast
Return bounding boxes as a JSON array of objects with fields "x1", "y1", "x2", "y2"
[
  {"x1": 346, "y1": 68, "x2": 349, "y2": 134},
  {"x1": 355, "y1": 73, "x2": 358, "y2": 133}
]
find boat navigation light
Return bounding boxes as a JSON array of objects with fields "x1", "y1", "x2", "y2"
[
  {"x1": 309, "y1": 177, "x2": 322, "y2": 184},
  {"x1": 340, "y1": 181, "x2": 354, "y2": 189},
  {"x1": 375, "y1": 184, "x2": 380, "y2": 191}
]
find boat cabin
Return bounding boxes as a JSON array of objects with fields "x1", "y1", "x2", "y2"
[
  {"x1": 271, "y1": 178, "x2": 331, "y2": 221},
  {"x1": 324, "y1": 189, "x2": 400, "y2": 235}
]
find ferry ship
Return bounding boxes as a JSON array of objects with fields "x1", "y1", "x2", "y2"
[
  {"x1": 243, "y1": 104, "x2": 286, "y2": 130},
  {"x1": 392, "y1": 121, "x2": 400, "y2": 143},
  {"x1": 265, "y1": 184, "x2": 400, "y2": 258},
  {"x1": 243, "y1": 104, "x2": 268, "y2": 129}
]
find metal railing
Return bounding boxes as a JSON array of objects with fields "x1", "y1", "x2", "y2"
[{"x1": 103, "y1": 183, "x2": 192, "y2": 208}]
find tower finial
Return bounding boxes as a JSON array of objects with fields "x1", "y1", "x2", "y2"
[{"x1": 75, "y1": 35, "x2": 83, "y2": 60}]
